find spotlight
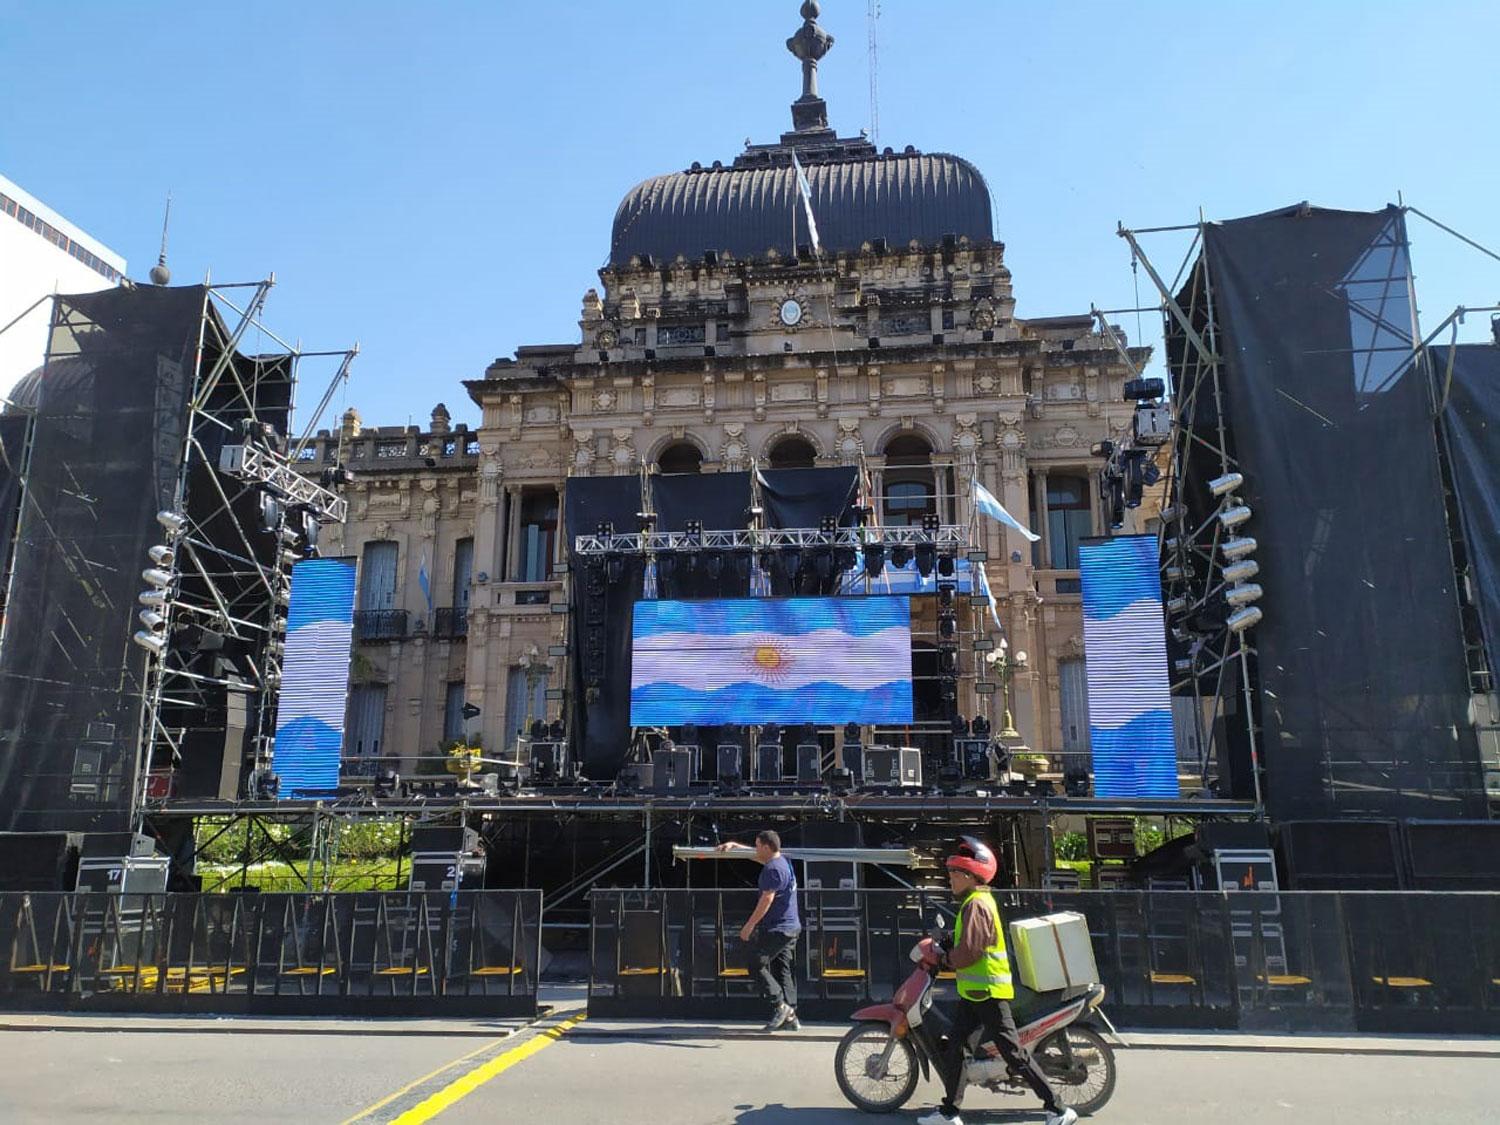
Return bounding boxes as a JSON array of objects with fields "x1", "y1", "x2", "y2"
[
  {"x1": 156, "y1": 510, "x2": 186, "y2": 534},
  {"x1": 1209, "y1": 472, "x2": 1244, "y2": 498},
  {"x1": 595, "y1": 521, "x2": 615, "y2": 538},
  {"x1": 1227, "y1": 605, "x2": 1263, "y2": 633},
  {"x1": 939, "y1": 614, "x2": 957, "y2": 640},
  {"x1": 1223, "y1": 559, "x2": 1260, "y2": 583},
  {"x1": 142, "y1": 567, "x2": 175, "y2": 589},
  {"x1": 938, "y1": 648, "x2": 958, "y2": 674},
  {"x1": 1225, "y1": 582, "x2": 1262, "y2": 607},
  {"x1": 138, "y1": 588, "x2": 169, "y2": 608},
  {"x1": 1166, "y1": 596, "x2": 1189, "y2": 614},
  {"x1": 971, "y1": 716, "x2": 991, "y2": 737},
  {"x1": 922, "y1": 513, "x2": 942, "y2": 533},
  {"x1": 1159, "y1": 504, "x2": 1184, "y2": 523},
  {"x1": 254, "y1": 771, "x2": 280, "y2": 799},
  {"x1": 145, "y1": 544, "x2": 176, "y2": 568},
  {"x1": 915, "y1": 543, "x2": 936, "y2": 578},
  {"x1": 1218, "y1": 505, "x2": 1252, "y2": 530},
  {"x1": 374, "y1": 767, "x2": 401, "y2": 798},
  {"x1": 1163, "y1": 536, "x2": 1180, "y2": 552},
  {"x1": 132, "y1": 630, "x2": 167, "y2": 654},
  {"x1": 843, "y1": 721, "x2": 861, "y2": 743},
  {"x1": 1221, "y1": 536, "x2": 1257, "y2": 561},
  {"x1": 1173, "y1": 657, "x2": 1195, "y2": 675},
  {"x1": 937, "y1": 553, "x2": 955, "y2": 577},
  {"x1": 862, "y1": 543, "x2": 886, "y2": 578},
  {"x1": 819, "y1": 515, "x2": 838, "y2": 534},
  {"x1": 891, "y1": 544, "x2": 912, "y2": 569},
  {"x1": 1090, "y1": 440, "x2": 1115, "y2": 458},
  {"x1": 684, "y1": 518, "x2": 703, "y2": 541},
  {"x1": 606, "y1": 551, "x2": 625, "y2": 584},
  {"x1": 1124, "y1": 377, "x2": 1166, "y2": 400},
  {"x1": 1163, "y1": 565, "x2": 1185, "y2": 582},
  {"x1": 137, "y1": 609, "x2": 166, "y2": 632},
  {"x1": 937, "y1": 583, "x2": 956, "y2": 608},
  {"x1": 636, "y1": 511, "x2": 657, "y2": 532}
]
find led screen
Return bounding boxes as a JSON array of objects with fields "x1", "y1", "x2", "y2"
[
  {"x1": 271, "y1": 557, "x2": 356, "y2": 796},
  {"x1": 1078, "y1": 535, "x2": 1179, "y2": 798},
  {"x1": 630, "y1": 596, "x2": 913, "y2": 726}
]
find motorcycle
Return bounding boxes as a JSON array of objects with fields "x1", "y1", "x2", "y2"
[{"x1": 833, "y1": 933, "x2": 1118, "y2": 1116}]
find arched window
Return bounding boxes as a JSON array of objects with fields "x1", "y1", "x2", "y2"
[
  {"x1": 658, "y1": 441, "x2": 703, "y2": 474},
  {"x1": 767, "y1": 435, "x2": 817, "y2": 470},
  {"x1": 882, "y1": 433, "x2": 938, "y2": 527}
]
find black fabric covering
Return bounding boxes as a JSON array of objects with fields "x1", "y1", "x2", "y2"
[
  {"x1": 0, "y1": 287, "x2": 202, "y2": 832},
  {"x1": 1438, "y1": 344, "x2": 1500, "y2": 679},
  {"x1": 1201, "y1": 205, "x2": 1482, "y2": 819},
  {"x1": 564, "y1": 475, "x2": 645, "y2": 779},
  {"x1": 0, "y1": 416, "x2": 31, "y2": 599},
  {"x1": 652, "y1": 472, "x2": 751, "y2": 600},
  {"x1": 759, "y1": 467, "x2": 858, "y2": 529}
]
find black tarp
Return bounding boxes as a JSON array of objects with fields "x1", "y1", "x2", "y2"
[
  {"x1": 563, "y1": 475, "x2": 644, "y2": 779},
  {"x1": 0, "y1": 416, "x2": 31, "y2": 603},
  {"x1": 759, "y1": 466, "x2": 859, "y2": 597},
  {"x1": 651, "y1": 472, "x2": 752, "y2": 600},
  {"x1": 1437, "y1": 343, "x2": 1500, "y2": 679},
  {"x1": 1201, "y1": 204, "x2": 1483, "y2": 819},
  {"x1": 0, "y1": 287, "x2": 202, "y2": 832}
]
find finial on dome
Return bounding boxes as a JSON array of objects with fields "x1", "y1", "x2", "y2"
[
  {"x1": 786, "y1": 0, "x2": 834, "y2": 132},
  {"x1": 149, "y1": 192, "x2": 172, "y2": 286}
]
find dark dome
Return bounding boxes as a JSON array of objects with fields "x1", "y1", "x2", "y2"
[{"x1": 610, "y1": 150, "x2": 994, "y2": 267}]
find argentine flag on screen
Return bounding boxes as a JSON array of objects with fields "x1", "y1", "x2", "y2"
[{"x1": 630, "y1": 597, "x2": 914, "y2": 726}]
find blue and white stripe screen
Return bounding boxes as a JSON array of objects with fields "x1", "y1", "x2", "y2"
[
  {"x1": 630, "y1": 597, "x2": 914, "y2": 726},
  {"x1": 272, "y1": 558, "x2": 357, "y2": 796},
  {"x1": 1078, "y1": 536, "x2": 1179, "y2": 799}
]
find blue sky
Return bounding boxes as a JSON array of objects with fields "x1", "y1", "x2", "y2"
[{"x1": 4, "y1": 1, "x2": 1498, "y2": 432}]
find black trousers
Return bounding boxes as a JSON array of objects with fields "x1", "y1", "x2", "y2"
[
  {"x1": 751, "y1": 929, "x2": 799, "y2": 1014},
  {"x1": 939, "y1": 996, "x2": 1060, "y2": 1115}
]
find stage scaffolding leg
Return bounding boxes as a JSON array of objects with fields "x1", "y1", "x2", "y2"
[{"x1": 643, "y1": 808, "x2": 653, "y2": 890}]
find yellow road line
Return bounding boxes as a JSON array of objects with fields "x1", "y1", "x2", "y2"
[
  {"x1": 388, "y1": 1011, "x2": 587, "y2": 1124},
  {"x1": 339, "y1": 1035, "x2": 513, "y2": 1124}
]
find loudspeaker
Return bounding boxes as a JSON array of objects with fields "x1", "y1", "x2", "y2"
[
  {"x1": 410, "y1": 826, "x2": 480, "y2": 854},
  {"x1": 716, "y1": 744, "x2": 745, "y2": 782},
  {"x1": 0, "y1": 832, "x2": 78, "y2": 891},
  {"x1": 1403, "y1": 821, "x2": 1500, "y2": 889},
  {"x1": 864, "y1": 747, "x2": 922, "y2": 787},
  {"x1": 1278, "y1": 820, "x2": 1401, "y2": 889},
  {"x1": 178, "y1": 692, "x2": 250, "y2": 800},
  {"x1": 755, "y1": 743, "x2": 783, "y2": 782},
  {"x1": 654, "y1": 748, "x2": 694, "y2": 792},
  {"x1": 796, "y1": 743, "x2": 822, "y2": 783}
]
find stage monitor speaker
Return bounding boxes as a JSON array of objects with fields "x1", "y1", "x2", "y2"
[
  {"x1": 0, "y1": 832, "x2": 79, "y2": 891},
  {"x1": 1403, "y1": 821, "x2": 1500, "y2": 889},
  {"x1": 1278, "y1": 819, "x2": 1401, "y2": 889},
  {"x1": 754, "y1": 742, "x2": 783, "y2": 782},
  {"x1": 864, "y1": 747, "x2": 922, "y2": 788},
  {"x1": 653, "y1": 748, "x2": 695, "y2": 792},
  {"x1": 410, "y1": 826, "x2": 480, "y2": 854},
  {"x1": 716, "y1": 744, "x2": 745, "y2": 782},
  {"x1": 796, "y1": 743, "x2": 822, "y2": 783}
]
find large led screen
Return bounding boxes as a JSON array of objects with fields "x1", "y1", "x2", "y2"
[
  {"x1": 630, "y1": 597, "x2": 913, "y2": 726},
  {"x1": 1078, "y1": 535, "x2": 1179, "y2": 798},
  {"x1": 272, "y1": 557, "x2": 356, "y2": 796}
]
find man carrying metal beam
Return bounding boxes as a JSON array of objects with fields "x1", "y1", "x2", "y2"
[{"x1": 717, "y1": 829, "x2": 802, "y2": 1032}]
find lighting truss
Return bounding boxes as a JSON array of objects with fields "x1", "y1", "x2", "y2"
[
  {"x1": 574, "y1": 524, "x2": 971, "y2": 556},
  {"x1": 134, "y1": 280, "x2": 356, "y2": 823}
]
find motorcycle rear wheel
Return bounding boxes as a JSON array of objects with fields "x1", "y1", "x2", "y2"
[
  {"x1": 834, "y1": 1022, "x2": 920, "y2": 1114},
  {"x1": 1035, "y1": 1024, "x2": 1116, "y2": 1116}
]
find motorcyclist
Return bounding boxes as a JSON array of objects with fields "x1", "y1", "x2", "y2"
[{"x1": 917, "y1": 836, "x2": 1076, "y2": 1125}]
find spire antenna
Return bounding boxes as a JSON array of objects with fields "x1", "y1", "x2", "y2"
[{"x1": 149, "y1": 193, "x2": 172, "y2": 286}]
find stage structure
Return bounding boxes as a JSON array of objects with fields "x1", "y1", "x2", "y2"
[
  {"x1": 1114, "y1": 204, "x2": 1489, "y2": 821},
  {"x1": 0, "y1": 282, "x2": 352, "y2": 838}
]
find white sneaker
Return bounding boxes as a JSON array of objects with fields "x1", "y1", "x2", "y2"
[
  {"x1": 1045, "y1": 1109, "x2": 1079, "y2": 1125},
  {"x1": 916, "y1": 1111, "x2": 962, "y2": 1125},
  {"x1": 761, "y1": 1002, "x2": 792, "y2": 1032}
]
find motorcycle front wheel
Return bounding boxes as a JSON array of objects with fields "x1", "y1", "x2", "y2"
[
  {"x1": 834, "y1": 1022, "x2": 920, "y2": 1114},
  {"x1": 1035, "y1": 1024, "x2": 1116, "y2": 1116}
]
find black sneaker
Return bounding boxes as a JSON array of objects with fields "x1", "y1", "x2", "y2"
[
  {"x1": 783, "y1": 1011, "x2": 801, "y2": 1031},
  {"x1": 762, "y1": 1002, "x2": 792, "y2": 1032}
]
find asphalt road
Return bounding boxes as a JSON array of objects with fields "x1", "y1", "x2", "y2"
[{"x1": 0, "y1": 1014, "x2": 1497, "y2": 1124}]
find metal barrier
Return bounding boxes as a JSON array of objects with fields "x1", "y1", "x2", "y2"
[
  {"x1": 0, "y1": 890, "x2": 541, "y2": 1016},
  {"x1": 588, "y1": 889, "x2": 1500, "y2": 1033}
]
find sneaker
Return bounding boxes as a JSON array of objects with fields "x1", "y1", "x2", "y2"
[
  {"x1": 761, "y1": 1002, "x2": 792, "y2": 1032},
  {"x1": 783, "y1": 1011, "x2": 801, "y2": 1031},
  {"x1": 916, "y1": 1111, "x2": 962, "y2": 1125},
  {"x1": 1045, "y1": 1109, "x2": 1079, "y2": 1125}
]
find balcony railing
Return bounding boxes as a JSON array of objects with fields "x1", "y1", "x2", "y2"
[
  {"x1": 434, "y1": 606, "x2": 469, "y2": 638},
  {"x1": 353, "y1": 609, "x2": 409, "y2": 642}
]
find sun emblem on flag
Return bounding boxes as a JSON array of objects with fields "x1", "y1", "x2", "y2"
[{"x1": 744, "y1": 636, "x2": 794, "y2": 684}]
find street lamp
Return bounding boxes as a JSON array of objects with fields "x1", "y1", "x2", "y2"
[{"x1": 986, "y1": 639, "x2": 1030, "y2": 742}]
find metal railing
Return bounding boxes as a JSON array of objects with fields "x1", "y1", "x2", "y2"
[
  {"x1": 433, "y1": 606, "x2": 468, "y2": 638},
  {"x1": 0, "y1": 890, "x2": 541, "y2": 1016},
  {"x1": 353, "y1": 609, "x2": 409, "y2": 642},
  {"x1": 588, "y1": 889, "x2": 1500, "y2": 1032}
]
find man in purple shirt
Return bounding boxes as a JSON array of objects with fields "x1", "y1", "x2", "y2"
[{"x1": 716, "y1": 829, "x2": 802, "y2": 1031}]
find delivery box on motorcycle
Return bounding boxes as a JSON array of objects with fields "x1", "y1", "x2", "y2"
[{"x1": 1008, "y1": 911, "x2": 1099, "y2": 992}]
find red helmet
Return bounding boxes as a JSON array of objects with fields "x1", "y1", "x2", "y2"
[{"x1": 945, "y1": 836, "x2": 998, "y2": 884}]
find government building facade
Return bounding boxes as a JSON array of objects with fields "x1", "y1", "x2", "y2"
[{"x1": 302, "y1": 4, "x2": 1157, "y2": 781}]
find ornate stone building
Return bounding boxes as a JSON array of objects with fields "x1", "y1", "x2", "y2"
[{"x1": 311, "y1": 4, "x2": 1154, "y2": 777}]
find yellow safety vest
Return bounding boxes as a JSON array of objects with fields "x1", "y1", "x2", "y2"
[{"x1": 952, "y1": 887, "x2": 1014, "y2": 1001}]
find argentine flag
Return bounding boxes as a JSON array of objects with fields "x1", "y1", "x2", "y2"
[
  {"x1": 973, "y1": 479, "x2": 1040, "y2": 542},
  {"x1": 630, "y1": 597, "x2": 913, "y2": 726}
]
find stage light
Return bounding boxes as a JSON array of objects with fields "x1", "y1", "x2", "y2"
[
  {"x1": 828, "y1": 767, "x2": 854, "y2": 795},
  {"x1": 937, "y1": 763, "x2": 963, "y2": 795},
  {"x1": 258, "y1": 492, "x2": 282, "y2": 532},
  {"x1": 1218, "y1": 505, "x2": 1252, "y2": 530},
  {"x1": 891, "y1": 544, "x2": 912, "y2": 569},
  {"x1": 915, "y1": 543, "x2": 936, "y2": 578},
  {"x1": 1222, "y1": 536, "x2": 1257, "y2": 560},
  {"x1": 636, "y1": 511, "x2": 657, "y2": 532},
  {"x1": 1208, "y1": 472, "x2": 1244, "y2": 497},
  {"x1": 1166, "y1": 596, "x2": 1189, "y2": 615},
  {"x1": 938, "y1": 583, "x2": 956, "y2": 608},
  {"x1": 1225, "y1": 582, "x2": 1262, "y2": 607},
  {"x1": 843, "y1": 721, "x2": 861, "y2": 743},
  {"x1": 1090, "y1": 440, "x2": 1115, "y2": 458},
  {"x1": 862, "y1": 543, "x2": 885, "y2": 578},
  {"x1": 1159, "y1": 504, "x2": 1184, "y2": 523},
  {"x1": 254, "y1": 771, "x2": 280, "y2": 799},
  {"x1": 1163, "y1": 536, "x2": 1180, "y2": 552},
  {"x1": 685, "y1": 518, "x2": 703, "y2": 542},
  {"x1": 156, "y1": 510, "x2": 186, "y2": 534},
  {"x1": 132, "y1": 630, "x2": 167, "y2": 654},
  {"x1": 1173, "y1": 657, "x2": 1195, "y2": 675},
  {"x1": 137, "y1": 609, "x2": 166, "y2": 633},
  {"x1": 374, "y1": 767, "x2": 401, "y2": 798},
  {"x1": 142, "y1": 567, "x2": 175, "y2": 589},
  {"x1": 1124, "y1": 377, "x2": 1166, "y2": 400},
  {"x1": 937, "y1": 553, "x2": 955, "y2": 577},
  {"x1": 1163, "y1": 565, "x2": 1185, "y2": 582},
  {"x1": 1223, "y1": 559, "x2": 1260, "y2": 583},
  {"x1": 939, "y1": 615, "x2": 957, "y2": 640},
  {"x1": 971, "y1": 716, "x2": 991, "y2": 737},
  {"x1": 1227, "y1": 605, "x2": 1263, "y2": 633},
  {"x1": 278, "y1": 547, "x2": 299, "y2": 569},
  {"x1": 138, "y1": 588, "x2": 169, "y2": 608},
  {"x1": 606, "y1": 551, "x2": 625, "y2": 584}
]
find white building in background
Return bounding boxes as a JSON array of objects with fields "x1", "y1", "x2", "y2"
[{"x1": 0, "y1": 173, "x2": 126, "y2": 394}]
